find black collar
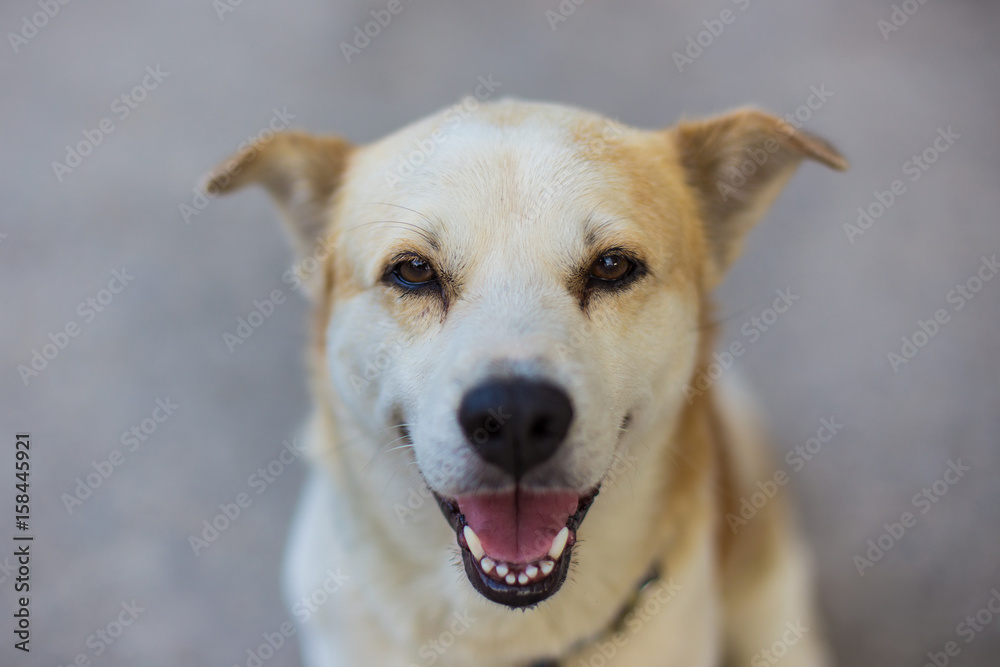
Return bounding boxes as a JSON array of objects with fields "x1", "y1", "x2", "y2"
[{"x1": 528, "y1": 562, "x2": 662, "y2": 667}]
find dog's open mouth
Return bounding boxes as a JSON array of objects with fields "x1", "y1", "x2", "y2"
[{"x1": 434, "y1": 486, "x2": 599, "y2": 608}]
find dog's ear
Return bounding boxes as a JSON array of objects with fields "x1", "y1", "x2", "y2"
[
  {"x1": 671, "y1": 108, "x2": 846, "y2": 284},
  {"x1": 204, "y1": 131, "x2": 353, "y2": 261}
]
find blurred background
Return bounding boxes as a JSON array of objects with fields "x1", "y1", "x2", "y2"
[{"x1": 2, "y1": 0, "x2": 999, "y2": 664}]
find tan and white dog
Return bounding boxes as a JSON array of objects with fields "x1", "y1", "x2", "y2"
[{"x1": 207, "y1": 98, "x2": 846, "y2": 667}]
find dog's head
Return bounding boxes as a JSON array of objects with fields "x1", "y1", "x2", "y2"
[{"x1": 208, "y1": 99, "x2": 844, "y2": 608}]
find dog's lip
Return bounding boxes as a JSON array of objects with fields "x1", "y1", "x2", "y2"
[{"x1": 434, "y1": 487, "x2": 599, "y2": 608}]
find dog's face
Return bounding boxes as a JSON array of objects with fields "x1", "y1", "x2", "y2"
[{"x1": 209, "y1": 99, "x2": 844, "y2": 608}]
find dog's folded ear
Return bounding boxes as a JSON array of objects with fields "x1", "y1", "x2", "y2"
[
  {"x1": 203, "y1": 131, "x2": 354, "y2": 261},
  {"x1": 671, "y1": 108, "x2": 847, "y2": 284}
]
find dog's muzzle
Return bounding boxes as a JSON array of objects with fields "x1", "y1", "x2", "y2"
[{"x1": 434, "y1": 377, "x2": 599, "y2": 608}]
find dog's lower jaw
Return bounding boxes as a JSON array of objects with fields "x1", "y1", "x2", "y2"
[{"x1": 436, "y1": 488, "x2": 599, "y2": 609}]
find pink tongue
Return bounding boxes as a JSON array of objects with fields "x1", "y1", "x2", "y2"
[{"x1": 456, "y1": 489, "x2": 580, "y2": 564}]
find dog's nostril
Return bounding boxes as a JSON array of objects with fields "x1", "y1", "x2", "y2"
[
  {"x1": 458, "y1": 379, "x2": 573, "y2": 480},
  {"x1": 530, "y1": 416, "x2": 555, "y2": 439}
]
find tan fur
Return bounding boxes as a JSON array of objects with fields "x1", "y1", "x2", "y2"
[{"x1": 207, "y1": 98, "x2": 845, "y2": 667}]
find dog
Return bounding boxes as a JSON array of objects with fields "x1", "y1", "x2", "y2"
[{"x1": 206, "y1": 98, "x2": 846, "y2": 666}]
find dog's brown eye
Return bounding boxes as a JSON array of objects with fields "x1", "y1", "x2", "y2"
[
  {"x1": 590, "y1": 253, "x2": 633, "y2": 282},
  {"x1": 393, "y1": 257, "x2": 437, "y2": 286}
]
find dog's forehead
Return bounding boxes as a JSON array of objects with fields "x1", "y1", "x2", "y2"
[{"x1": 338, "y1": 102, "x2": 656, "y2": 266}]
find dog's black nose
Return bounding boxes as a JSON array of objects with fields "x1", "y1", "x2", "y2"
[{"x1": 458, "y1": 379, "x2": 573, "y2": 479}]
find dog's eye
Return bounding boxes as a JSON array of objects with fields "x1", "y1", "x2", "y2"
[
  {"x1": 589, "y1": 253, "x2": 634, "y2": 282},
  {"x1": 391, "y1": 256, "x2": 437, "y2": 287}
]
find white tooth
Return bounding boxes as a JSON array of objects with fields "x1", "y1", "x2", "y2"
[
  {"x1": 496, "y1": 562, "x2": 509, "y2": 577},
  {"x1": 525, "y1": 565, "x2": 539, "y2": 578},
  {"x1": 463, "y1": 526, "x2": 484, "y2": 561},
  {"x1": 480, "y1": 557, "x2": 494, "y2": 574},
  {"x1": 518, "y1": 573, "x2": 529, "y2": 585},
  {"x1": 540, "y1": 560, "x2": 555, "y2": 576},
  {"x1": 548, "y1": 527, "x2": 569, "y2": 560},
  {"x1": 506, "y1": 573, "x2": 516, "y2": 585}
]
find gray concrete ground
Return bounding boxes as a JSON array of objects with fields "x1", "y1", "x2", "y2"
[{"x1": 2, "y1": 0, "x2": 999, "y2": 665}]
